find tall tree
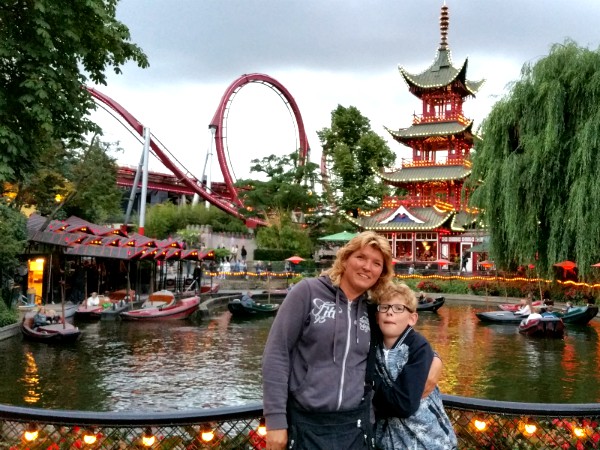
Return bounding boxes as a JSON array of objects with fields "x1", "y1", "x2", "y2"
[
  {"x1": 469, "y1": 40, "x2": 600, "y2": 279},
  {"x1": 318, "y1": 105, "x2": 396, "y2": 214},
  {"x1": 9, "y1": 138, "x2": 124, "y2": 223},
  {"x1": 0, "y1": 0, "x2": 149, "y2": 184},
  {"x1": 0, "y1": 202, "x2": 27, "y2": 305},
  {"x1": 256, "y1": 212, "x2": 314, "y2": 257},
  {"x1": 236, "y1": 151, "x2": 320, "y2": 217}
]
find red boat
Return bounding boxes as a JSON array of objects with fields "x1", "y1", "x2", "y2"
[
  {"x1": 76, "y1": 290, "x2": 137, "y2": 320},
  {"x1": 120, "y1": 295, "x2": 200, "y2": 321},
  {"x1": 518, "y1": 315, "x2": 565, "y2": 338},
  {"x1": 201, "y1": 283, "x2": 219, "y2": 294},
  {"x1": 21, "y1": 316, "x2": 81, "y2": 343}
]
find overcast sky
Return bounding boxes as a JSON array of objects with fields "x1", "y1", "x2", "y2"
[{"x1": 90, "y1": 0, "x2": 600, "y2": 183}]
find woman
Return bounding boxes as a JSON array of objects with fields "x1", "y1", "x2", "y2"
[
  {"x1": 262, "y1": 231, "x2": 442, "y2": 450},
  {"x1": 516, "y1": 293, "x2": 533, "y2": 316}
]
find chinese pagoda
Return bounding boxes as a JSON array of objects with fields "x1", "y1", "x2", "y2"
[{"x1": 348, "y1": 3, "x2": 486, "y2": 271}]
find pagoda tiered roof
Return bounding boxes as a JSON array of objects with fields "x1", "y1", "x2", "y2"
[
  {"x1": 386, "y1": 120, "x2": 476, "y2": 141},
  {"x1": 451, "y1": 210, "x2": 480, "y2": 231},
  {"x1": 348, "y1": 204, "x2": 480, "y2": 233},
  {"x1": 398, "y1": 3, "x2": 484, "y2": 98},
  {"x1": 380, "y1": 164, "x2": 471, "y2": 184},
  {"x1": 399, "y1": 50, "x2": 484, "y2": 98},
  {"x1": 347, "y1": 204, "x2": 453, "y2": 232}
]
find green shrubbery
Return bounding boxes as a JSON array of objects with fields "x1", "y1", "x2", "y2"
[
  {"x1": 0, "y1": 300, "x2": 18, "y2": 327},
  {"x1": 396, "y1": 276, "x2": 598, "y2": 305}
]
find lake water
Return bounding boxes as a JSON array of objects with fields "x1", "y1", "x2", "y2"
[{"x1": 0, "y1": 300, "x2": 599, "y2": 412}]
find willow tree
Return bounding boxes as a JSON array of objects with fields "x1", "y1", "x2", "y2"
[{"x1": 469, "y1": 40, "x2": 600, "y2": 279}]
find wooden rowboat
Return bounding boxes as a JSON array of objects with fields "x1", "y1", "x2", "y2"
[
  {"x1": 227, "y1": 299, "x2": 279, "y2": 318},
  {"x1": 21, "y1": 316, "x2": 81, "y2": 343},
  {"x1": 120, "y1": 295, "x2": 200, "y2": 321}
]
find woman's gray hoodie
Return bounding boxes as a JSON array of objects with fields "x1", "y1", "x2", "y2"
[{"x1": 262, "y1": 276, "x2": 371, "y2": 430}]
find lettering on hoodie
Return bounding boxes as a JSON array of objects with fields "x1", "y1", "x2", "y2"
[
  {"x1": 311, "y1": 298, "x2": 339, "y2": 323},
  {"x1": 359, "y1": 314, "x2": 370, "y2": 333}
]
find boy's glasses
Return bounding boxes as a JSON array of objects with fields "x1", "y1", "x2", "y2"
[{"x1": 377, "y1": 304, "x2": 413, "y2": 314}]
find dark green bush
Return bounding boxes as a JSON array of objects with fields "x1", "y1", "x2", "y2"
[{"x1": 0, "y1": 300, "x2": 18, "y2": 327}]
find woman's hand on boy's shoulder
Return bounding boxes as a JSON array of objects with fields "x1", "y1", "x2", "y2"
[{"x1": 423, "y1": 356, "x2": 443, "y2": 398}]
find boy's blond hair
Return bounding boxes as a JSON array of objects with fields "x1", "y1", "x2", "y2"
[{"x1": 375, "y1": 282, "x2": 418, "y2": 312}]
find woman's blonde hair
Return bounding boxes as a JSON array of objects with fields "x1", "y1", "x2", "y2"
[
  {"x1": 324, "y1": 231, "x2": 394, "y2": 298},
  {"x1": 374, "y1": 282, "x2": 418, "y2": 312}
]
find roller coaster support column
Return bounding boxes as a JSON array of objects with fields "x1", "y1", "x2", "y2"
[
  {"x1": 139, "y1": 127, "x2": 151, "y2": 235},
  {"x1": 202, "y1": 126, "x2": 217, "y2": 209},
  {"x1": 123, "y1": 153, "x2": 144, "y2": 228}
]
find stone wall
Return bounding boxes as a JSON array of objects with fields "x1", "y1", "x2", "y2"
[{"x1": 186, "y1": 225, "x2": 257, "y2": 259}]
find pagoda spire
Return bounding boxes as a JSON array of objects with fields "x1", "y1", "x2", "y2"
[{"x1": 439, "y1": 2, "x2": 449, "y2": 50}]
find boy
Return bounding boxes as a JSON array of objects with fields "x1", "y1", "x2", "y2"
[{"x1": 372, "y1": 282, "x2": 457, "y2": 449}]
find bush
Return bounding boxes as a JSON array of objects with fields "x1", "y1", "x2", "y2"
[
  {"x1": 0, "y1": 301, "x2": 18, "y2": 327},
  {"x1": 416, "y1": 280, "x2": 441, "y2": 293}
]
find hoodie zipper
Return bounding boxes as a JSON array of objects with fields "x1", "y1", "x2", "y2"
[{"x1": 336, "y1": 300, "x2": 353, "y2": 410}]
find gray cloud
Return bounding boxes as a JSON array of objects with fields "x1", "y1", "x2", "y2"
[{"x1": 115, "y1": 0, "x2": 600, "y2": 83}]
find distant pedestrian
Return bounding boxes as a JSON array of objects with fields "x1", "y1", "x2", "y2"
[
  {"x1": 241, "y1": 245, "x2": 248, "y2": 261},
  {"x1": 192, "y1": 263, "x2": 203, "y2": 293},
  {"x1": 461, "y1": 254, "x2": 469, "y2": 272}
]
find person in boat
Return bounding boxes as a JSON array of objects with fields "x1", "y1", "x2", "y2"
[
  {"x1": 563, "y1": 301, "x2": 574, "y2": 313},
  {"x1": 86, "y1": 292, "x2": 100, "y2": 308},
  {"x1": 240, "y1": 291, "x2": 256, "y2": 308},
  {"x1": 417, "y1": 291, "x2": 430, "y2": 304},
  {"x1": 261, "y1": 231, "x2": 443, "y2": 450},
  {"x1": 523, "y1": 307, "x2": 543, "y2": 325},
  {"x1": 371, "y1": 282, "x2": 457, "y2": 450},
  {"x1": 515, "y1": 294, "x2": 533, "y2": 316},
  {"x1": 33, "y1": 306, "x2": 50, "y2": 328},
  {"x1": 542, "y1": 290, "x2": 554, "y2": 306}
]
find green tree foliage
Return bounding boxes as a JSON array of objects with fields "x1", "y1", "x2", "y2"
[
  {"x1": 318, "y1": 105, "x2": 396, "y2": 213},
  {"x1": 64, "y1": 139, "x2": 124, "y2": 223},
  {"x1": 469, "y1": 41, "x2": 600, "y2": 279},
  {"x1": 0, "y1": 202, "x2": 27, "y2": 307},
  {"x1": 236, "y1": 151, "x2": 320, "y2": 216},
  {"x1": 256, "y1": 212, "x2": 313, "y2": 257},
  {"x1": 6, "y1": 138, "x2": 123, "y2": 224},
  {"x1": 144, "y1": 203, "x2": 247, "y2": 240},
  {"x1": 0, "y1": 0, "x2": 149, "y2": 184}
]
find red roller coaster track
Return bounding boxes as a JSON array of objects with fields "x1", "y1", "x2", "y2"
[
  {"x1": 87, "y1": 73, "x2": 310, "y2": 227},
  {"x1": 209, "y1": 73, "x2": 310, "y2": 207}
]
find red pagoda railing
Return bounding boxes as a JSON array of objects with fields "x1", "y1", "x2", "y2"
[
  {"x1": 382, "y1": 195, "x2": 460, "y2": 210},
  {"x1": 399, "y1": 156, "x2": 472, "y2": 169},
  {"x1": 412, "y1": 111, "x2": 470, "y2": 125}
]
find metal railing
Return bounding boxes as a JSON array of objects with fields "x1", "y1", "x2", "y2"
[{"x1": 2, "y1": 396, "x2": 600, "y2": 449}]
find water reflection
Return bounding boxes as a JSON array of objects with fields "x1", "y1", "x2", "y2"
[
  {"x1": 21, "y1": 352, "x2": 41, "y2": 404},
  {"x1": 0, "y1": 302, "x2": 599, "y2": 411}
]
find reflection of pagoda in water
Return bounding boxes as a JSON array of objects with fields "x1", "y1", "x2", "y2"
[{"x1": 349, "y1": 3, "x2": 486, "y2": 270}]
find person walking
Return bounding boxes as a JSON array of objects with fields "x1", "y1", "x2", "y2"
[{"x1": 262, "y1": 231, "x2": 442, "y2": 450}]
